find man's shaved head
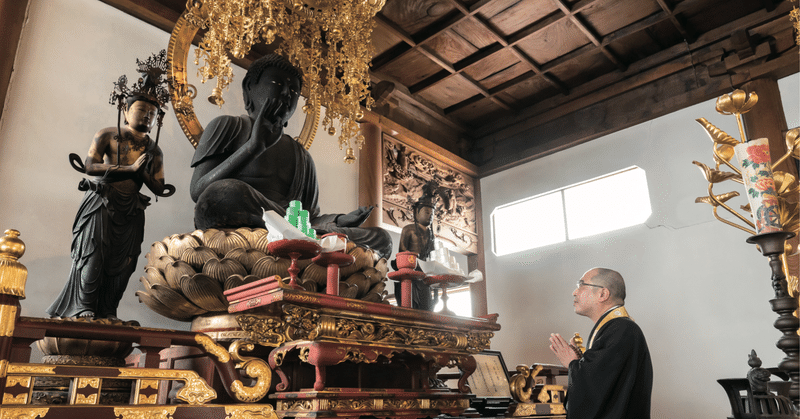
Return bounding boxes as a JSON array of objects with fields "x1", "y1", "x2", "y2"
[{"x1": 587, "y1": 267, "x2": 626, "y2": 305}]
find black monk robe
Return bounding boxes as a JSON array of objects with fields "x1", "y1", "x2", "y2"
[{"x1": 566, "y1": 308, "x2": 653, "y2": 419}]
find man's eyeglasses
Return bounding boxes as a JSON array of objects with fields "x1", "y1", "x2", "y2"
[{"x1": 577, "y1": 280, "x2": 605, "y2": 289}]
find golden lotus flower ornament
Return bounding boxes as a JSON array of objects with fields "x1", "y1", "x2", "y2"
[{"x1": 715, "y1": 90, "x2": 759, "y2": 115}]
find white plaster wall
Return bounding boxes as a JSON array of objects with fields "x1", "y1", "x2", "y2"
[
  {"x1": 481, "y1": 73, "x2": 799, "y2": 419},
  {"x1": 0, "y1": 0, "x2": 358, "y2": 328}
]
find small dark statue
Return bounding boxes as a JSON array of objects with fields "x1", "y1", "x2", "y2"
[
  {"x1": 189, "y1": 53, "x2": 391, "y2": 257},
  {"x1": 47, "y1": 51, "x2": 175, "y2": 319},
  {"x1": 395, "y1": 185, "x2": 439, "y2": 310}
]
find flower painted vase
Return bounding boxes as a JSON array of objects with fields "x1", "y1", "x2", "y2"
[{"x1": 734, "y1": 138, "x2": 782, "y2": 234}]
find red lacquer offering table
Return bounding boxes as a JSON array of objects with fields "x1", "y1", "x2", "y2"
[{"x1": 226, "y1": 282, "x2": 500, "y2": 419}]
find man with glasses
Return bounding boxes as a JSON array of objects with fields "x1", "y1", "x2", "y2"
[{"x1": 549, "y1": 268, "x2": 653, "y2": 419}]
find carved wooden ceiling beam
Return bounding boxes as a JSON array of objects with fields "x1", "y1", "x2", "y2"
[
  {"x1": 653, "y1": 0, "x2": 695, "y2": 42},
  {"x1": 552, "y1": 0, "x2": 627, "y2": 71}
]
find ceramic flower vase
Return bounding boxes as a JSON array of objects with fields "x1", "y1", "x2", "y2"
[{"x1": 734, "y1": 137, "x2": 782, "y2": 234}]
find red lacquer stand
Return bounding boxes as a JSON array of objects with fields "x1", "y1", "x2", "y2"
[
  {"x1": 267, "y1": 239, "x2": 321, "y2": 290},
  {"x1": 425, "y1": 274, "x2": 467, "y2": 316},
  {"x1": 388, "y1": 268, "x2": 426, "y2": 308},
  {"x1": 312, "y1": 251, "x2": 354, "y2": 296}
]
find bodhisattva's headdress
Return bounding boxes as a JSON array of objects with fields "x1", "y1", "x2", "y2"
[{"x1": 109, "y1": 49, "x2": 171, "y2": 145}]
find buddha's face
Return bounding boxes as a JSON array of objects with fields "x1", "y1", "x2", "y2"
[
  {"x1": 247, "y1": 66, "x2": 301, "y2": 126},
  {"x1": 124, "y1": 100, "x2": 158, "y2": 133},
  {"x1": 415, "y1": 206, "x2": 433, "y2": 226}
]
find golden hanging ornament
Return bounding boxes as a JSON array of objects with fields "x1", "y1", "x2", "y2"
[{"x1": 180, "y1": 0, "x2": 385, "y2": 162}]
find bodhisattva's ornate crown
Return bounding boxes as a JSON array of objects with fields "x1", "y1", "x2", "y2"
[{"x1": 109, "y1": 49, "x2": 171, "y2": 109}]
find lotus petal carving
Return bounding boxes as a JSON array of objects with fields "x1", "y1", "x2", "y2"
[
  {"x1": 165, "y1": 260, "x2": 197, "y2": 289},
  {"x1": 373, "y1": 258, "x2": 389, "y2": 278},
  {"x1": 300, "y1": 263, "x2": 327, "y2": 285},
  {"x1": 234, "y1": 227, "x2": 268, "y2": 248},
  {"x1": 225, "y1": 248, "x2": 267, "y2": 272},
  {"x1": 148, "y1": 283, "x2": 205, "y2": 317},
  {"x1": 205, "y1": 230, "x2": 250, "y2": 256},
  {"x1": 362, "y1": 266, "x2": 385, "y2": 287},
  {"x1": 141, "y1": 266, "x2": 170, "y2": 289},
  {"x1": 146, "y1": 241, "x2": 169, "y2": 266},
  {"x1": 194, "y1": 228, "x2": 219, "y2": 246},
  {"x1": 341, "y1": 247, "x2": 371, "y2": 277},
  {"x1": 298, "y1": 279, "x2": 318, "y2": 292},
  {"x1": 165, "y1": 233, "x2": 202, "y2": 258},
  {"x1": 223, "y1": 274, "x2": 262, "y2": 291},
  {"x1": 362, "y1": 280, "x2": 387, "y2": 302},
  {"x1": 180, "y1": 246, "x2": 219, "y2": 270},
  {"x1": 153, "y1": 255, "x2": 177, "y2": 272},
  {"x1": 252, "y1": 256, "x2": 291, "y2": 278},
  {"x1": 136, "y1": 290, "x2": 196, "y2": 321},
  {"x1": 252, "y1": 234, "x2": 271, "y2": 254},
  {"x1": 344, "y1": 272, "x2": 369, "y2": 298},
  {"x1": 180, "y1": 273, "x2": 228, "y2": 312},
  {"x1": 339, "y1": 282, "x2": 359, "y2": 299},
  {"x1": 202, "y1": 257, "x2": 247, "y2": 282}
]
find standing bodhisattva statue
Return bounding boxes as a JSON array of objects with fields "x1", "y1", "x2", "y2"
[{"x1": 47, "y1": 51, "x2": 175, "y2": 319}]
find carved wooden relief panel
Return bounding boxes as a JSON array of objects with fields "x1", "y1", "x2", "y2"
[{"x1": 382, "y1": 134, "x2": 477, "y2": 254}]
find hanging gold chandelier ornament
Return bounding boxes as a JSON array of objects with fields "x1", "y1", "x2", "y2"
[{"x1": 181, "y1": 0, "x2": 385, "y2": 163}]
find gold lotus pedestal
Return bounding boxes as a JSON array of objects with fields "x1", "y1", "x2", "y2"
[{"x1": 226, "y1": 277, "x2": 501, "y2": 419}]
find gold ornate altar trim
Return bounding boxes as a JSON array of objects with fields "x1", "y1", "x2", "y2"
[
  {"x1": 588, "y1": 306, "x2": 630, "y2": 349},
  {"x1": 3, "y1": 363, "x2": 216, "y2": 406},
  {"x1": 237, "y1": 309, "x2": 494, "y2": 354}
]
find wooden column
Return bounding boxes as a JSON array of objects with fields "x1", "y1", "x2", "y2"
[
  {"x1": 0, "y1": 0, "x2": 30, "y2": 124},
  {"x1": 358, "y1": 122, "x2": 382, "y2": 228},
  {"x1": 741, "y1": 78, "x2": 799, "y2": 281}
]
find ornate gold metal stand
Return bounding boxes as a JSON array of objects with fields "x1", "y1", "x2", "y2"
[{"x1": 746, "y1": 231, "x2": 799, "y2": 408}]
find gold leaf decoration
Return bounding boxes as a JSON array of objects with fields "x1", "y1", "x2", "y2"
[
  {"x1": 202, "y1": 257, "x2": 247, "y2": 282},
  {"x1": 696, "y1": 118, "x2": 740, "y2": 145},
  {"x1": 715, "y1": 89, "x2": 758, "y2": 115}
]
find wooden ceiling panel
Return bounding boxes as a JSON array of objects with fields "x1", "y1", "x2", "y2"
[
  {"x1": 462, "y1": 48, "x2": 521, "y2": 83},
  {"x1": 451, "y1": 17, "x2": 498, "y2": 50},
  {"x1": 579, "y1": 0, "x2": 661, "y2": 37},
  {"x1": 379, "y1": 49, "x2": 442, "y2": 86},
  {"x1": 481, "y1": 0, "x2": 558, "y2": 37},
  {"x1": 643, "y1": 19, "x2": 685, "y2": 48},
  {"x1": 448, "y1": 96, "x2": 507, "y2": 123},
  {"x1": 417, "y1": 74, "x2": 484, "y2": 109},
  {"x1": 426, "y1": 29, "x2": 480, "y2": 65},
  {"x1": 515, "y1": 18, "x2": 590, "y2": 65},
  {"x1": 474, "y1": 0, "x2": 525, "y2": 20},
  {"x1": 494, "y1": 74, "x2": 558, "y2": 103},
  {"x1": 379, "y1": 0, "x2": 457, "y2": 35},
  {"x1": 473, "y1": 60, "x2": 530, "y2": 91},
  {"x1": 605, "y1": 32, "x2": 662, "y2": 64},
  {"x1": 680, "y1": 0, "x2": 762, "y2": 34},
  {"x1": 371, "y1": 23, "x2": 405, "y2": 57},
  {"x1": 546, "y1": 49, "x2": 615, "y2": 88}
]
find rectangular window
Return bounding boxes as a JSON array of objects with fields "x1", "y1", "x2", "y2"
[{"x1": 491, "y1": 166, "x2": 651, "y2": 256}]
